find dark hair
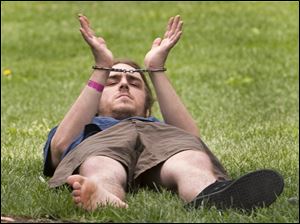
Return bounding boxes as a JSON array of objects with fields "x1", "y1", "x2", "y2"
[{"x1": 113, "y1": 58, "x2": 155, "y2": 116}]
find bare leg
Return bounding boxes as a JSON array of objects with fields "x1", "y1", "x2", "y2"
[
  {"x1": 140, "y1": 150, "x2": 218, "y2": 203},
  {"x1": 67, "y1": 156, "x2": 128, "y2": 211}
]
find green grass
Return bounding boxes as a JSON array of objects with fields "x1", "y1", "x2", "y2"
[{"x1": 1, "y1": 1, "x2": 299, "y2": 222}]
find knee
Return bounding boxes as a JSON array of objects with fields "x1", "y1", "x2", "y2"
[
  {"x1": 80, "y1": 156, "x2": 127, "y2": 180},
  {"x1": 161, "y1": 150, "x2": 214, "y2": 179},
  {"x1": 157, "y1": 150, "x2": 216, "y2": 190},
  {"x1": 169, "y1": 150, "x2": 212, "y2": 167}
]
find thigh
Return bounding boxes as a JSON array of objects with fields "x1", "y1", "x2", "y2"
[
  {"x1": 134, "y1": 122, "x2": 229, "y2": 188},
  {"x1": 137, "y1": 150, "x2": 202, "y2": 190},
  {"x1": 48, "y1": 121, "x2": 139, "y2": 188}
]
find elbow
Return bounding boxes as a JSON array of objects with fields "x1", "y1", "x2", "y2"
[
  {"x1": 188, "y1": 119, "x2": 200, "y2": 137},
  {"x1": 50, "y1": 137, "x2": 68, "y2": 160},
  {"x1": 50, "y1": 137, "x2": 69, "y2": 169},
  {"x1": 181, "y1": 122, "x2": 200, "y2": 137},
  {"x1": 191, "y1": 125, "x2": 200, "y2": 138}
]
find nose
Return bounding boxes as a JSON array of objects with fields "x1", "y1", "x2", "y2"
[{"x1": 119, "y1": 75, "x2": 129, "y2": 91}]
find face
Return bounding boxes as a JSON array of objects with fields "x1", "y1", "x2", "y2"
[{"x1": 98, "y1": 63, "x2": 147, "y2": 119}]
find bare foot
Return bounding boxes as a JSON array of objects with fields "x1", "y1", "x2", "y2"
[{"x1": 67, "y1": 175, "x2": 128, "y2": 211}]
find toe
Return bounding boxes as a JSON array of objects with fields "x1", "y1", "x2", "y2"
[
  {"x1": 72, "y1": 189, "x2": 81, "y2": 197},
  {"x1": 73, "y1": 181, "x2": 81, "y2": 190},
  {"x1": 73, "y1": 196, "x2": 81, "y2": 204},
  {"x1": 67, "y1": 175, "x2": 85, "y2": 186}
]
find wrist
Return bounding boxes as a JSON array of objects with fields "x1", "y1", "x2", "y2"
[
  {"x1": 145, "y1": 65, "x2": 166, "y2": 74},
  {"x1": 145, "y1": 63, "x2": 165, "y2": 70},
  {"x1": 92, "y1": 53, "x2": 113, "y2": 68},
  {"x1": 92, "y1": 65, "x2": 166, "y2": 73},
  {"x1": 94, "y1": 57, "x2": 113, "y2": 68},
  {"x1": 87, "y1": 79, "x2": 105, "y2": 93},
  {"x1": 90, "y1": 70, "x2": 109, "y2": 84},
  {"x1": 147, "y1": 70, "x2": 166, "y2": 76},
  {"x1": 94, "y1": 62, "x2": 113, "y2": 68},
  {"x1": 90, "y1": 66, "x2": 110, "y2": 84},
  {"x1": 146, "y1": 67, "x2": 166, "y2": 71}
]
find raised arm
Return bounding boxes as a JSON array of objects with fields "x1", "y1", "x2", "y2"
[
  {"x1": 144, "y1": 15, "x2": 199, "y2": 137},
  {"x1": 50, "y1": 14, "x2": 113, "y2": 168}
]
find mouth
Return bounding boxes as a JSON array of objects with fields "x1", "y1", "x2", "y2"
[{"x1": 116, "y1": 94, "x2": 132, "y2": 99}]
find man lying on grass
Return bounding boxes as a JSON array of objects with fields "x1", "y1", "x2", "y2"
[{"x1": 43, "y1": 14, "x2": 284, "y2": 212}]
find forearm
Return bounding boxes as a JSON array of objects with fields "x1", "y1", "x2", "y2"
[
  {"x1": 50, "y1": 69, "x2": 109, "y2": 167},
  {"x1": 150, "y1": 72, "x2": 200, "y2": 137}
]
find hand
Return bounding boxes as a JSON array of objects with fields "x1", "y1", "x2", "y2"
[
  {"x1": 78, "y1": 14, "x2": 113, "y2": 67},
  {"x1": 144, "y1": 15, "x2": 183, "y2": 70}
]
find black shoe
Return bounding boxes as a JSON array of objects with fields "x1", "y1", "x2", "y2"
[{"x1": 185, "y1": 169, "x2": 284, "y2": 211}]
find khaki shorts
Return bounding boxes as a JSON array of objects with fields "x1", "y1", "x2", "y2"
[{"x1": 48, "y1": 119, "x2": 229, "y2": 189}]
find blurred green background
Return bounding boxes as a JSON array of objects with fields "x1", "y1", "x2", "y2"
[{"x1": 1, "y1": 1, "x2": 299, "y2": 222}]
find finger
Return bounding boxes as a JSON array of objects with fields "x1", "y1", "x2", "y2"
[
  {"x1": 77, "y1": 13, "x2": 84, "y2": 19},
  {"x1": 82, "y1": 15, "x2": 90, "y2": 26},
  {"x1": 78, "y1": 14, "x2": 90, "y2": 27},
  {"x1": 97, "y1": 37, "x2": 107, "y2": 47},
  {"x1": 78, "y1": 15, "x2": 87, "y2": 28},
  {"x1": 172, "y1": 15, "x2": 181, "y2": 33},
  {"x1": 169, "y1": 31, "x2": 182, "y2": 48},
  {"x1": 79, "y1": 17, "x2": 93, "y2": 38},
  {"x1": 174, "y1": 20, "x2": 183, "y2": 36},
  {"x1": 168, "y1": 15, "x2": 180, "y2": 37},
  {"x1": 152, "y1": 37, "x2": 162, "y2": 48},
  {"x1": 164, "y1": 16, "x2": 174, "y2": 39},
  {"x1": 82, "y1": 15, "x2": 95, "y2": 36},
  {"x1": 78, "y1": 15, "x2": 96, "y2": 38},
  {"x1": 169, "y1": 19, "x2": 183, "y2": 42},
  {"x1": 79, "y1": 28, "x2": 92, "y2": 43}
]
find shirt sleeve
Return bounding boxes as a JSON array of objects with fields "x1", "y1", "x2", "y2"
[
  {"x1": 42, "y1": 126, "x2": 85, "y2": 177},
  {"x1": 42, "y1": 126, "x2": 58, "y2": 177}
]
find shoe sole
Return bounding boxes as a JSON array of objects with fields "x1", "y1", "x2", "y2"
[{"x1": 187, "y1": 169, "x2": 284, "y2": 211}]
